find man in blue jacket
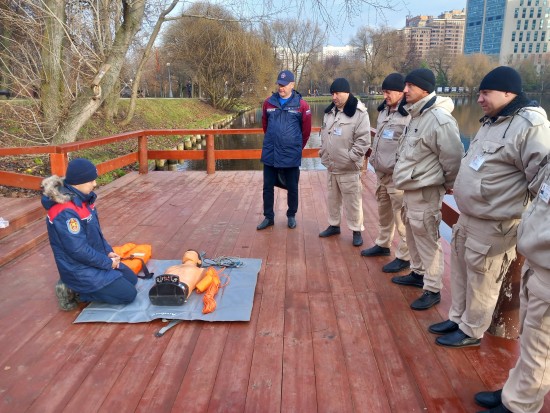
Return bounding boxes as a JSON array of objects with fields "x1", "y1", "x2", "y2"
[
  {"x1": 257, "y1": 70, "x2": 312, "y2": 230},
  {"x1": 42, "y1": 158, "x2": 137, "y2": 310}
]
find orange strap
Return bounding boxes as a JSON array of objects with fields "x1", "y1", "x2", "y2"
[{"x1": 201, "y1": 268, "x2": 229, "y2": 314}]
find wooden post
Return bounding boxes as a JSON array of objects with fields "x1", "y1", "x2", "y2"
[
  {"x1": 488, "y1": 254, "x2": 523, "y2": 339},
  {"x1": 206, "y1": 134, "x2": 215, "y2": 174},
  {"x1": 138, "y1": 135, "x2": 148, "y2": 174},
  {"x1": 50, "y1": 153, "x2": 68, "y2": 177}
]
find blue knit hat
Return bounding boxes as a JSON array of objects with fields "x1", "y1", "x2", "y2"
[
  {"x1": 65, "y1": 158, "x2": 98, "y2": 185},
  {"x1": 479, "y1": 66, "x2": 523, "y2": 94}
]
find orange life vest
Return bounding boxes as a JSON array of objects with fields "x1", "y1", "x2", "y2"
[{"x1": 113, "y1": 243, "x2": 152, "y2": 274}]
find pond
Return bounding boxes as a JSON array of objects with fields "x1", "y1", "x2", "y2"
[{"x1": 183, "y1": 95, "x2": 550, "y2": 171}]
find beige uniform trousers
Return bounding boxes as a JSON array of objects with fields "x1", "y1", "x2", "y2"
[
  {"x1": 503, "y1": 265, "x2": 550, "y2": 413},
  {"x1": 448, "y1": 213, "x2": 518, "y2": 338},
  {"x1": 375, "y1": 172, "x2": 410, "y2": 260},
  {"x1": 402, "y1": 186, "x2": 444, "y2": 292},
  {"x1": 326, "y1": 172, "x2": 364, "y2": 232}
]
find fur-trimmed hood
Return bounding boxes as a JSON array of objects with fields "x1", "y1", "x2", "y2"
[
  {"x1": 324, "y1": 93, "x2": 362, "y2": 117},
  {"x1": 41, "y1": 175, "x2": 97, "y2": 210},
  {"x1": 377, "y1": 98, "x2": 409, "y2": 116}
]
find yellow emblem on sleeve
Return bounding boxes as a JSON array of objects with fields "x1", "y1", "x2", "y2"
[{"x1": 67, "y1": 218, "x2": 80, "y2": 234}]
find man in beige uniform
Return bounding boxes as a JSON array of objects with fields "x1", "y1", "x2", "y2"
[
  {"x1": 319, "y1": 78, "x2": 371, "y2": 247},
  {"x1": 391, "y1": 68, "x2": 463, "y2": 310},
  {"x1": 361, "y1": 73, "x2": 411, "y2": 273},
  {"x1": 474, "y1": 158, "x2": 550, "y2": 412},
  {"x1": 429, "y1": 66, "x2": 550, "y2": 348}
]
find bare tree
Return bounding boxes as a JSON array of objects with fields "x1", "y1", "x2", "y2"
[
  {"x1": 351, "y1": 25, "x2": 400, "y2": 93},
  {"x1": 263, "y1": 19, "x2": 326, "y2": 89},
  {"x1": 163, "y1": 2, "x2": 275, "y2": 109},
  {"x1": 451, "y1": 53, "x2": 496, "y2": 94},
  {"x1": 426, "y1": 45, "x2": 453, "y2": 88},
  {"x1": 120, "y1": 0, "x2": 179, "y2": 126},
  {"x1": 394, "y1": 35, "x2": 422, "y2": 74},
  {"x1": 1, "y1": 0, "x2": 402, "y2": 146}
]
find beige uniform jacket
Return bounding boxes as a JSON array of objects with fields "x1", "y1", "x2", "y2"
[
  {"x1": 319, "y1": 96, "x2": 371, "y2": 174},
  {"x1": 393, "y1": 93, "x2": 463, "y2": 191},
  {"x1": 518, "y1": 158, "x2": 550, "y2": 301},
  {"x1": 454, "y1": 103, "x2": 550, "y2": 220},
  {"x1": 370, "y1": 102, "x2": 411, "y2": 176}
]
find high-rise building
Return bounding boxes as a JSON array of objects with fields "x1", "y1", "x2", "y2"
[
  {"x1": 399, "y1": 10, "x2": 466, "y2": 59},
  {"x1": 464, "y1": 0, "x2": 506, "y2": 55},
  {"x1": 464, "y1": 0, "x2": 550, "y2": 67}
]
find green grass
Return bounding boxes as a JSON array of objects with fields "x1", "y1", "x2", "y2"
[{"x1": 1, "y1": 98, "x2": 246, "y2": 188}]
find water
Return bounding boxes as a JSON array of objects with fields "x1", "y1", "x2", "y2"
[{"x1": 184, "y1": 95, "x2": 550, "y2": 171}]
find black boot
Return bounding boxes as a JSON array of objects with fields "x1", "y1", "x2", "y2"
[
  {"x1": 410, "y1": 290, "x2": 440, "y2": 310},
  {"x1": 391, "y1": 271, "x2": 424, "y2": 288},
  {"x1": 257, "y1": 218, "x2": 274, "y2": 230},
  {"x1": 428, "y1": 319, "x2": 459, "y2": 335},
  {"x1": 436, "y1": 329, "x2": 481, "y2": 348},
  {"x1": 360, "y1": 245, "x2": 390, "y2": 257},
  {"x1": 319, "y1": 225, "x2": 340, "y2": 237},
  {"x1": 474, "y1": 389, "x2": 502, "y2": 408},
  {"x1": 382, "y1": 258, "x2": 410, "y2": 273}
]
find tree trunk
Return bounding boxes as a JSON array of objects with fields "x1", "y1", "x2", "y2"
[
  {"x1": 40, "y1": 0, "x2": 65, "y2": 133},
  {"x1": 0, "y1": 2, "x2": 10, "y2": 89},
  {"x1": 120, "y1": 0, "x2": 179, "y2": 126},
  {"x1": 52, "y1": 0, "x2": 145, "y2": 144},
  {"x1": 103, "y1": 79, "x2": 120, "y2": 123}
]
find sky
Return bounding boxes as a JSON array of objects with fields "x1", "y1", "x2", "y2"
[{"x1": 326, "y1": 0, "x2": 467, "y2": 46}]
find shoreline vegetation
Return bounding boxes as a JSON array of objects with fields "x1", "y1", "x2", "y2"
[{"x1": 0, "y1": 98, "x2": 240, "y2": 197}]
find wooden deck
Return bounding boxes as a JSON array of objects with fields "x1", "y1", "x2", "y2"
[{"x1": 0, "y1": 170, "x2": 546, "y2": 413}]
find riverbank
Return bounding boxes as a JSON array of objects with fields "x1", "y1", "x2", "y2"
[{"x1": 0, "y1": 98, "x2": 241, "y2": 197}]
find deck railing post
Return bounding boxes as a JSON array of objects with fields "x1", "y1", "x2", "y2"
[
  {"x1": 206, "y1": 133, "x2": 215, "y2": 174},
  {"x1": 138, "y1": 135, "x2": 148, "y2": 174},
  {"x1": 488, "y1": 253, "x2": 523, "y2": 339},
  {"x1": 50, "y1": 153, "x2": 68, "y2": 177}
]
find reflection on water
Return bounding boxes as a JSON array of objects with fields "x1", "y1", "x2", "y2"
[{"x1": 184, "y1": 95, "x2": 550, "y2": 171}]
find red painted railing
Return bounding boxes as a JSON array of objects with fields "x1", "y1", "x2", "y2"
[{"x1": 0, "y1": 128, "x2": 323, "y2": 190}]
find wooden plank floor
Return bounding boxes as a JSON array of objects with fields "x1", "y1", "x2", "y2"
[{"x1": 0, "y1": 170, "x2": 548, "y2": 413}]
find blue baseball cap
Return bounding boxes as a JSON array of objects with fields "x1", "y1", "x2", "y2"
[{"x1": 276, "y1": 70, "x2": 295, "y2": 85}]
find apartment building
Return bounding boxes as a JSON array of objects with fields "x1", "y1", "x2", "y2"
[{"x1": 399, "y1": 10, "x2": 466, "y2": 59}]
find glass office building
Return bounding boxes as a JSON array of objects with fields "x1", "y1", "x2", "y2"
[
  {"x1": 464, "y1": 0, "x2": 507, "y2": 55},
  {"x1": 465, "y1": 0, "x2": 550, "y2": 66}
]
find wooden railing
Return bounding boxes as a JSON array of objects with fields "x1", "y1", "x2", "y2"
[{"x1": 0, "y1": 127, "x2": 519, "y2": 338}]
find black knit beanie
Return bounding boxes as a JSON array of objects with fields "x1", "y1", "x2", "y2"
[
  {"x1": 330, "y1": 78, "x2": 351, "y2": 93},
  {"x1": 405, "y1": 68, "x2": 436, "y2": 93},
  {"x1": 382, "y1": 73, "x2": 405, "y2": 92},
  {"x1": 65, "y1": 158, "x2": 98, "y2": 185},
  {"x1": 479, "y1": 66, "x2": 523, "y2": 94}
]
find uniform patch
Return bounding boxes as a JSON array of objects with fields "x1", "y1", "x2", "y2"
[{"x1": 67, "y1": 218, "x2": 80, "y2": 234}]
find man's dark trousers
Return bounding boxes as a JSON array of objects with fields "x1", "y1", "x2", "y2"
[{"x1": 262, "y1": 164, "x2": 300, "y2": 220}]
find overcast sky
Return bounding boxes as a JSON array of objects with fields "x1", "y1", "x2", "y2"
[{"x1": 326, "y1": 0, "x2": 467, "y2": 45}]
